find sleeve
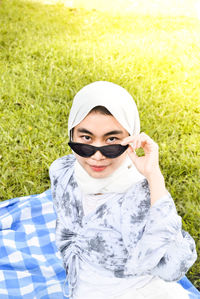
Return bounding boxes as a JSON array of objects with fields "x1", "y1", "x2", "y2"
[
  {"x1": 49, "y1": 154, "x2": 75, "y2": 211},
  {"x1": 122, "y1": 193, "x2": 197, "y2": 281}
]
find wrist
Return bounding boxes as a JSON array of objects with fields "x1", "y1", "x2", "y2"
[
  {"x1": 147, "y1": 169, "x2": 168, "y2": 206},
  {"x1": 146, "y1": 168, "x2": 163, "y2": 183}
]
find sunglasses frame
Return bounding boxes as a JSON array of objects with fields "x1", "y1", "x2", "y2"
[{"x1": 68, "y1": 142, "x2": 129, "y2": 158}]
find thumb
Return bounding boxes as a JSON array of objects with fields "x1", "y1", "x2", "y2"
[{"x1": 127, "y1": 146, "x2": 138, "y2": 165}]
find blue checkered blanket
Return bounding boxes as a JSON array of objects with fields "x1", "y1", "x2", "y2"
[{"x1": 0, "y1": 190, "x2": 199, "y2": 298}]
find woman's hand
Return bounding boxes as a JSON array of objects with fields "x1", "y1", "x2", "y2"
[
  {"x1": 121, "y1": 132, "x2": 160, "y2": 179},
  {"x1": 121, "y1": 133, "x2": 168, "y2": 205}
]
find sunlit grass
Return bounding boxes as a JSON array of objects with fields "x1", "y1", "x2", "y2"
[
  {"x1": 74, "y1": 0, "x2": 199, "y2": 17},
  {"x1": 30, "y1": 0, "x2": 200, "y2": 18},
  {"x1": 0, "y1": 0, "x2": 200, "y2": 288}
]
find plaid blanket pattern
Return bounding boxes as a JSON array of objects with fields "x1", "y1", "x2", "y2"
[{"x1": 0, "y1": 190, "x2": 199, "y2": 299}]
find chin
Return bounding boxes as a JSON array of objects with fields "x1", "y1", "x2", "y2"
[
  {"x1": 88, "y1": 172, "x2": 109, "y2": 179},
  {"x1": 87, "y1": 169, "x2": 111, "y2": 179}
]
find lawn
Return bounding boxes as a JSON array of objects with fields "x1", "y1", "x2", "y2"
[{"x1": 0, "y1": 0, "x2": 199, "y2": 288}]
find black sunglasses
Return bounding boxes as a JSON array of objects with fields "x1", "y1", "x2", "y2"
[{"x1": 68, "y1": 142, "x2": 129, "y2": 158}]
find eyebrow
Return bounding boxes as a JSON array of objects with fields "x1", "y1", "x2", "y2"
[
  {"x1": 104, "y1": 130, "x2": 124, "y2": 137},
  {"x1": 77, "y1": 128, "x2": 124, "y2": 136}
]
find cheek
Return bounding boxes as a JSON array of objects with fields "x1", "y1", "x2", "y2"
[
  {"x1": 72, "y1": 134, "x2": 78, "y2": 142},
  {"x1": 74, "y1": 154, "x2": 85, "y2": 166}
]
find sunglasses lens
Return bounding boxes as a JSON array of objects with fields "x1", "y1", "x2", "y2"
[
  {"x1": 68, "y1": 142, "x2": 95, "y2": 157},
  {"x1": 101, "y1": 144, "x2": 128, "y2": 158}
]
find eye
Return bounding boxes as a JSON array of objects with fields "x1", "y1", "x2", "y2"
[
  {"x1": 107, "y1": 137, "x2": 119, "y2": 144},
  {"x1": 81, "y1": 135, "x2": 91, "y2": 142}
]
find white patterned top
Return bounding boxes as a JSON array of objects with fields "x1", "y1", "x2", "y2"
[{"x1": 49, "y1": 155, "x2": 197, "y2": 299}]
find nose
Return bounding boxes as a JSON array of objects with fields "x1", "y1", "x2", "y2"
[{"x1": 91, "y1": 149, "x2": 106, "y2": 160}]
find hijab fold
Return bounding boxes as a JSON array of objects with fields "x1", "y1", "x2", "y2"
[{"x1": 68, "y1": 81, "x2": 145, "y2": 194}]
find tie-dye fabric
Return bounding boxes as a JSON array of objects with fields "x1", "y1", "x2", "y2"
[{"x1": 49, "y1": 154, "x2": 197, "y2": 298}]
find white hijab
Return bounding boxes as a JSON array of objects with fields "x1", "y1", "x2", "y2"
[{"x1": 68, "y1": 81, "x2": 144, "y2": 194}]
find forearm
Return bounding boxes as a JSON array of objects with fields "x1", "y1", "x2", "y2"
[{"x1": 146, "y1": 169, "x2": 168, "y2": 206}]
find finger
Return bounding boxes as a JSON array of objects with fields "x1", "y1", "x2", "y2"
[
  {"x1": 138, "y1": 133, "x2": 158, "y2": 150},
  {"x1": 121, "y1": 135, "x2": 137, "y2": 146},
  {"x1": 121, "y1": 133, "x2": 152, "y2": 146},
  {"x1": 122, "y1": 133, "x2": 158, "y2": 155},
  {"x1": 124, "y1": 135, "x2": 147, "y2": 150},
  {"x1": 127, "y1": 146, "x2": 138, "y2": 163}
]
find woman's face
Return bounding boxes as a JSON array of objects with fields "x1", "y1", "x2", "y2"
[{"x1": 72, "y1": 111, "x2": 129, "y2": 178}]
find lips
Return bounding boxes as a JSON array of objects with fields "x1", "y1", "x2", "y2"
[{"x1": 89, "y1": 165, "x2": 107, "y2": 172}]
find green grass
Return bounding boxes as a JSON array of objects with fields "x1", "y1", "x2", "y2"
[{"x1": 0, "y1": 0, "x2": 200, "y2": 289}]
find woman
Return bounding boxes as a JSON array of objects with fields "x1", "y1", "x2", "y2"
[{"x1": 49, "y1": 81, "x2": 197, "y2": 299}]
